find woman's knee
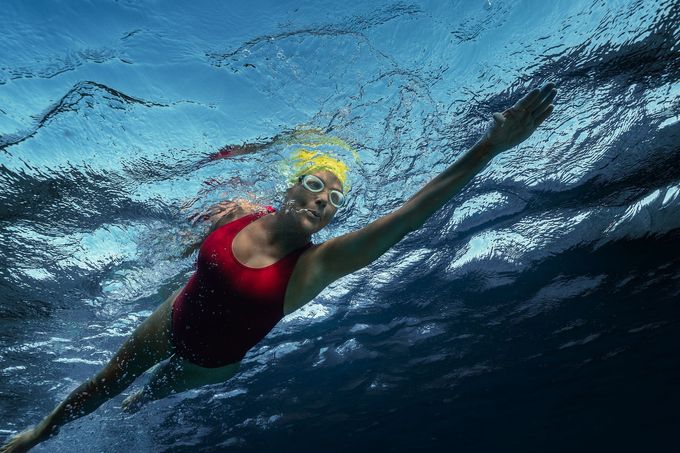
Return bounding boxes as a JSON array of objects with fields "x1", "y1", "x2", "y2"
[{"x1": 90, "y1": 362, "x2": 137, "y2": 397}]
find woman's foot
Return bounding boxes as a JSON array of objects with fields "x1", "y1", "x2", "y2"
[{"x1": 1, "y1": 427, "x2": 43, "y2": 453}]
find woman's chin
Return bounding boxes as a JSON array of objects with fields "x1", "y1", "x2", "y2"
[
  {"x1": 302, "y1": 218, "x2": 322, "y2": 233},
  {"x1": 290, "y1": 211, "x2": 317, "y2": 233}
]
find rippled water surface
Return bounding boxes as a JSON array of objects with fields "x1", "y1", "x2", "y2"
[{"x1": 1, "y1": 0, "x2": 679, "y2": 451}]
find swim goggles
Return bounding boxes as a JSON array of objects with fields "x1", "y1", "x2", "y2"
[{"x1": 298, "y1": 174, "x2": 345, "y2": 208}]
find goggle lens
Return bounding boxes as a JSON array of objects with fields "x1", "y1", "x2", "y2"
[
  {"x1": 300, "y1": 175, "x2": 345, "y2": 208},
  {"x1": 303, "y1": 176, "x2": 324, "y2": 192},
  {"x1": 330, "y1": 191, "x2": 345, "y2": 208}
]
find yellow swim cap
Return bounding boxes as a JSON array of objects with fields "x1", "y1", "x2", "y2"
[
  {"x1": 288, "y1": 148, "x2": 350, "y2": 190},
  {"x1": 278, "y1": 127, "x2": 360, "y2": 193}
]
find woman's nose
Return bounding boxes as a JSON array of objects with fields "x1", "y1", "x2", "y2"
[{"x1": 315, "y1": 192, "x2": 329, "y2": 207}]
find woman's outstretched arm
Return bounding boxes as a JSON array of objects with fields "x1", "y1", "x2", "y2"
[{"x1": 315, "y1": 83, "x2": 557, "y2": 281}]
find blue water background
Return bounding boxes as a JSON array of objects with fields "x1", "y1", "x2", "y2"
[{"x1": 1, "y1": 0, "x2": 679, "y2": 451}]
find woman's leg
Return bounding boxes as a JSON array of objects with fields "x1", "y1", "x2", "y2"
[
  {"x1": 122, "y1": 355, "x2": 241, "y2": 413},
  {"x1": 1, "y1": 290, "x2": 179, "y2": 453}
]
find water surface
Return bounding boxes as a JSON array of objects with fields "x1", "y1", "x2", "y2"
[{"x1": 1, "y1": 0, "x2": 679, "y2": 451}]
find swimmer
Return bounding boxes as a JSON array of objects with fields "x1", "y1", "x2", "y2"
[{"x1": 1, "y1": 83, "x2": 557, "y2": 452}]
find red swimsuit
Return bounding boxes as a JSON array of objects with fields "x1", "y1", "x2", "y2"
[{"x1": 171, "y1": 207, "x2": 312, "y2": 368}]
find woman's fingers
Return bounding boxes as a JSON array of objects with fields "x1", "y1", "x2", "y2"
[
  {"x1": 532, "y1": 88, "x2": 557, "y2": 118},
  {"x1": 484, "y1": 83, "x2": 557, "y2": 151},
  {"x1": 514, "y1": 82, "x2": 555, "y2": 111},
  {"x1": 535, "y1": 83, "x2": 556, "y2": 107},
  {"x1": 514, "y1": 88, "x2": 541, "y2": 110},
  {"x1": 533, "y1": 104, "x2": 554, "y2": 127}
]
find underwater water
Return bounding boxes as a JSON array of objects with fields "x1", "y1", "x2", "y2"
[{"x1": 1, "y1": 0, "x2": 679, "y2": 451}]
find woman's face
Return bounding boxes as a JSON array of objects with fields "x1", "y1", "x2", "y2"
[{"x1": 284, "y1": 170, "x2": 344, "y2": 234}]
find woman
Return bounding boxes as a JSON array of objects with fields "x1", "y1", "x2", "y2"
[{"x1": 2, "y1": 83, "x2": 556, "y2": 452}]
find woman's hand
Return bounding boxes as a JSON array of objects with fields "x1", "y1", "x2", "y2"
[
  {"x1": 482, "y1": 83, "x2": 557, "y2": 154},
  {"x1": 181, "y1": 200, "x2": 253, "y2": 258},
  {"x1": 187, "y1": 200, "x2": 241, "y2": 226}
]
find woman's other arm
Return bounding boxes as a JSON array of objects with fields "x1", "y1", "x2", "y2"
[
  {"x1": 180, "y1": 200, "x2": 255, "y2": 257},
  {"x1": 316, "y1": 83, "x2": 557, "y2": 281}
]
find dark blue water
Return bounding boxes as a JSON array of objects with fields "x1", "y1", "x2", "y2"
[{"x1": 1, "y1": 0, "x2": 679, "y2": 451}]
